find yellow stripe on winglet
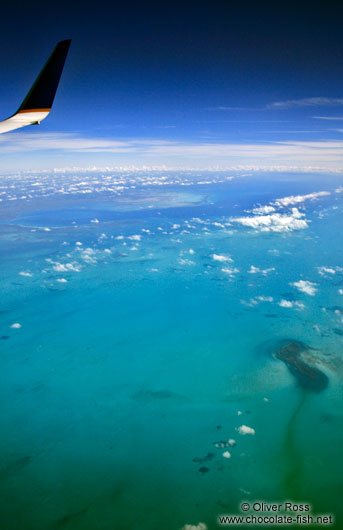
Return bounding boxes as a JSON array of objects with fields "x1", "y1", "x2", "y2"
[{"x1": 17, "y1": 108, "x2": 51, "y2": 114}]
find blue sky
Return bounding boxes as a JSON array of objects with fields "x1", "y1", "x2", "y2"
[{"x1": 2, "y1": 1, "x2": 343, "y2": 171}]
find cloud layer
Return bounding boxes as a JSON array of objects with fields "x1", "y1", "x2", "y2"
[{"x1": 4, "y1": 133, "x2": 343, "y2": 170}]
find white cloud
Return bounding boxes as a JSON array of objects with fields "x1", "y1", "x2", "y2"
[
  {"x1": 278, "y1": 299, "x2": 305, "y2": 309},
  {"x1": 80, "y1": 248, "x2": 98, "y2": 264},
  {"x1": 51, "y1": 262, "x2": 81, "y2": 272},
  {"x1": 205, "y1": 105, "x2": 253, "y2": 111},
  {"x1": 56, "y1": 278, "x2": 68, "y2": 283},
  {"x1": 0, "y1": 132, "x2": 137, "y2": 153},
  {"x1": 267, "y1": 97, "x2": 343, "y2": 109},
  {"x1": 212, "y1": 253, "x2": 233, "y2": 262},
  {"x1": 238, "y1": 425, "x2": 255, "y2": 435},
  {"x1": 222, "y1": 451, "x2": 231, "y2": 459},
  {"x1": 242, "y1": 295, "x2": 274, "y2": 306},
  {"x1": 317, "y1": 266, "x2": 336, "y2": 276},
  {"x1": 241, "y1": 298, "x2": 258, "y2": 307},
  {"x1": 221, "y1": 267, "x2": 239, "y2": 277},
  {"x1": 10, "y1": 323, "x2": 21, "y2": 329},
  {"x1": 231, "y1": 208, "x2": 308, "y2": 233},
  {"x1": 248, "y1": 265, "x2": 275, "y2": 275},
  {"x1": 178, "y1": 258, "x2": 195, "y2": 266},
  {"x1": 252, "y1": 205, "x2": 276, "y2": 214},
  {"x1": 274, "y1": 191, "x2": 330, "y2": 207},
  {"x1": 313, "y1": 116, "x2": 343, "y2": 120},
  {"x1": 19, "y1": 271, "x2": 33, "y2": 277},
  {"x1": 255, "y1": 296, "x2": 274, "y2": 302},
  {"x1": 291, "y1": 280, "x2": 318, "y2": 296}
]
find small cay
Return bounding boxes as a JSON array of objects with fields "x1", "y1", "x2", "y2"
[{"x1": 275, "y1": 340, "x2": 328, "y2": 392}]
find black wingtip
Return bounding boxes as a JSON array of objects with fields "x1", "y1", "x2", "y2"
[{"x1": 18, "y1": 39, "x2": 72, "y2": 113}]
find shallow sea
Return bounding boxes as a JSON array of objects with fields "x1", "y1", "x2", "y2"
[{"x1": 0, "y1": 171, "x2": 342, "y2": 529}]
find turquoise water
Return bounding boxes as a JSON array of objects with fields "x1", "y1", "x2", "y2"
[{"x1": 0, "y1": 171, "x2": 342, "y2": 529}]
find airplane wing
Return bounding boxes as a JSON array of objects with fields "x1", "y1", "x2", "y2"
[{"x1": 0, "y1": 39, "x2": 71, "y2": 134}]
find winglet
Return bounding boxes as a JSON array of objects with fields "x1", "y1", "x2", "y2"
[
  {"x1": 0, "y1": 40, "x2": 71, "y2": 134},
  {"x1": 18, "y1": 40, "x2": 71, "y2": 114}
]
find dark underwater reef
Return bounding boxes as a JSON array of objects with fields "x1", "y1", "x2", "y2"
[
  {"x1": 274, "y1": 340, "x2": 328, "y2": 392},
  {"x1": 256, "y1": 338, "x2": 328, "y2": 392}
]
